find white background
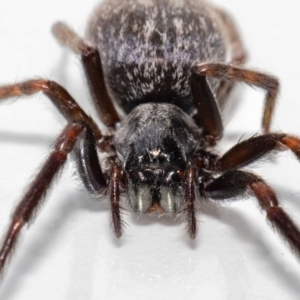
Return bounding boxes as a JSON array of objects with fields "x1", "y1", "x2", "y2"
[{"x1": 0, "y1": 0, "x2": 300, "y2": 299}]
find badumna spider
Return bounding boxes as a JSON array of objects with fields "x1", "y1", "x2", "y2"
[{"x1": 0, "y1": 0, "x2": 300, "y2": 300}]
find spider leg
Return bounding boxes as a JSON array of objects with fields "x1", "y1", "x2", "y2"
[
  {"x1": 189, "y1": 5, "x2": 251, "y2": 143},
  {"x1": 74, "y1": 125, "x2": 107, "y2": 193},
  {"x1": 0, "y1": 79, "x2": 107, "y2": 144},
  {"x1": 190, "y1": 71, "x2": 223, "y2": 145},
  {"x1": 109, "y1": 165, "x2": 124, "y2": 238},
  {"x1": 193, "y1": 63, "x2": 279, "y2": 133},
  {"x1": 52, "y1": 22, "x2": 120, "y2": 128},
  {"x1": 196, "y1": 133, "x2": 300, "y2": 171},
  {"x1": 0, "y1": 122, "x2": 103, "y2": 274},
  {"x1": 203, "y1": 170, "x2": 300, "y2": 255},
  {"x1": 184, "y1": 165, "x2": 199, "y2": 239}
]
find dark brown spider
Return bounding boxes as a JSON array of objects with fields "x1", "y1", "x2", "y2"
[{"x1": 0, "y1": 0, "x2": 300, "y2": 297}]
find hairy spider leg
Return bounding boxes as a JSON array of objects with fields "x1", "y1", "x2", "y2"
[
  {"x1": 184, "y1": 165, "x2": 199, "y2": 239},
  {"x1": 195, "y1": 133, "x2": 300, "y2": 254},
  {"x1": 0, "y1": 123, "x2": 86, "y2": 274},
  {"x1": 109, "y1": 165, "x2": 125, "y2": 238},
  {"x1": 75, "y1": 126, "x2": 107, "y2": 193},
  {"x1": 0, "y1": 79, "x2": 102, "y2": 141},
  {"x1": 52, "y1": 22, "x2": 120, "y2": 128},
  {"x1": 0, "y1": 78, "x2": 116, "y2": 272},
  {"x1": 196, "y1": 133, "x2": 300, "y2": 171},
  {"x1": 193, "y1": 63, "x2": 279, "y2": 134},
  {"x1": 203, "y1": 170, "x2": 300, "y2": 255},
  {"x1": 190, "y1": 73, "x2": 223, "y2": 144},
  {"x1": 0, "y1": 78, "x2": 110, "y2": 186}
]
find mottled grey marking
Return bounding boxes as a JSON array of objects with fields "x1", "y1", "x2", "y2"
[{"x1": 86, "y1": 0, "x2": 231, "y2": 115}]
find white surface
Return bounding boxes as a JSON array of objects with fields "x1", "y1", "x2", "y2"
[{"x1": 0, "y1": 1, "x2": 300, "y2": 299}]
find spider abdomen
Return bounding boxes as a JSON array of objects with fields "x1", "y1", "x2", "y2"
[{"x1": 86, "y1": 0, "x2": 228, "y2": 115}]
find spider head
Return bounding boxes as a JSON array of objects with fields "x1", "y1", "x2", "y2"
[
  {"x1": 124, "y1": 137, "x2": 186, "y2": 214},
  {"x1": 114, "y1": 103, "x2": 202, "y2": 214}
]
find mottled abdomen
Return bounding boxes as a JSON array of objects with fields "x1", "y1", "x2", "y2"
[{"x1": 86, "y1": 0, "x2": 230, "y2": 115}]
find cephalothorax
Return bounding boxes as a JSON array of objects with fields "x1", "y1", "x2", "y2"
[{"x1": 0, "y1": 0, "x2": 300, "y2": 289}]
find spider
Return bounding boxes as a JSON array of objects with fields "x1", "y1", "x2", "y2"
[{"x1": 0, "y1": 0, "x2": 300, "y2": 297}]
